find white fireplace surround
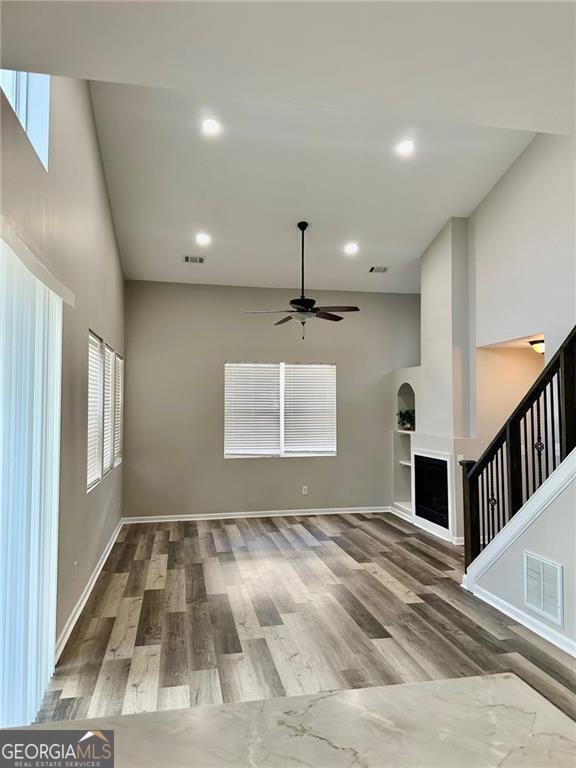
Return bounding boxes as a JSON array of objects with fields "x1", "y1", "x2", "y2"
[{"x1": 410, "y1": 448, "x2": 459, "y2": 544}]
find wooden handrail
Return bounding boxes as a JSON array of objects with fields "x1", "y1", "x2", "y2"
[{"x1": 461, "y1": 324, "x2": 576, "y2": 568}]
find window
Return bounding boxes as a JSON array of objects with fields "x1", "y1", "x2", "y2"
[
  {"x1": 224, "y1": 362, "x2": 336, "y2": 457},
  {"x1": 87, "y1": 334, "x2": 124, "y2": 488},
  {"x1": 114, "y1": 355, "x2": 124, "y2": 466},
  {"x1": 102, "y1": 345, "x2": 115, "y2": 474},
  {"x1": 1, "y1": 237, "x2": 63, "y2": 728},
  {"x1": 87, "y1": 332, "x2": 104, "y2": 489},
  {"x1": 1, "y1": 69, "x2": 50, "y2": 169}
]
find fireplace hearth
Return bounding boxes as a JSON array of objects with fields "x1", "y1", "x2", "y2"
[{"x1": 414, "y1": 454, "x2": 449, "y2": 529}]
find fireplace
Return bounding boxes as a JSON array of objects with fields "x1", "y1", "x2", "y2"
[{"x1": 414, "y1": 454, "x2": 449, "y2": 529}]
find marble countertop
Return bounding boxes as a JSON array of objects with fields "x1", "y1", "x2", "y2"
[{"x1": 22, "y1": 673, "x2": 576, "y2": 767}]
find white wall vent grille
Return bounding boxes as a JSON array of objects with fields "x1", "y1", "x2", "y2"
[{"x1": 523, "y1": 551, "x2": 563, "y2": 626}]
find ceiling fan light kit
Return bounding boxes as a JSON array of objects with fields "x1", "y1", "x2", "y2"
[{"x1": 245, "y1": 221, "x2": 360, "y2": 339}]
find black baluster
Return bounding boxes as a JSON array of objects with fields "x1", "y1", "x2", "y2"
[
  {"x1": 461, "y1": 460, "x2": 479, "y2": 568},
  {"x1": 506, "y1": 418, "x2": 523, "y2": 517},
  {"x1": 535, "y1": 394, "x2": 544, "y2": 488},
  {"x1": 560, "y1": 339, "x2": 576, "y2": 459},
  {"x1": 551, "y1": 372, "x2": 558, "y2": 470}
]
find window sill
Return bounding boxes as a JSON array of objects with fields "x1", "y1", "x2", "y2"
[
  {"x1": 225, "y1": 453, "x2": 337, "y2": 459},
  {"x1": 87, "y1": 460, "x2": 122, "y2": 493},
  {"x1": 87, "y1": 479, "x2": 101, "y2": 493}
]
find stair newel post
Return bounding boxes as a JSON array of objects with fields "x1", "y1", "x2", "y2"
[
  {"x1": 506, "y1": 418, "x2": 523, "y2": 517},
  {"x1": 460, "y1": 460, "x2": 479, "y2": 569},
  {"x1": 559, "y1": 338, "x2": 576, "y2": 459}
]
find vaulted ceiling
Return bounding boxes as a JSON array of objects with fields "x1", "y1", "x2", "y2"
[{"x1": 2, "y1": 2, "x2": 573, "y2": 292}]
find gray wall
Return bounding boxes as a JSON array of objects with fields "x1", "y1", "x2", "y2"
[
  {"x1": 1, "y1": 78, "x2": 124, "y2": 637},
  {"x1": 123, "y1": 281, "x2": 420, "y2": 517}
]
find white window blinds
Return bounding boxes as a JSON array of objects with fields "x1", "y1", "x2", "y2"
[
  {"x1": 284, "y1": 364, "x2": 337, "y2": 455},
  {"x1": 224, "y1": 363, "x2": 336, "y2": 457},
  {"x1": 114, "y1": 355, "x2": 124, "y2": 465},
  {"x1": 224, "y1": 363, "x2": 280, "y2": 456},
  {"x1": 87, "y1": 331, "x2": 103, "y2": 489},
  {"x1": 103, "y1": 345, "x2": 115, "y2": 474}
]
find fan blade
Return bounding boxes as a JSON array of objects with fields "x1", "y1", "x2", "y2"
[
  {"x1": 315, "y1": 311, "x2": 343, "y2": 322},
  {"x1": 244, "y1": 310, "x2": 296, "y2": 314},
  {"x1": 274, "y1": 316, "x2": 293, "y2": 326},
  {"x1": 314, "y1": 306, "x2": 359, "y2": 312}
]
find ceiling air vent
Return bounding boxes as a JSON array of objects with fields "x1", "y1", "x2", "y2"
[
  {"x1": 524, "y1": 551, "x2": 563, "y2": 626},
  {"x1": 369, "y1": 266, "x2": 389, "y2": 273},
  {"x1": 183, "y1": 255, "x2": 205, "y2": 264}
]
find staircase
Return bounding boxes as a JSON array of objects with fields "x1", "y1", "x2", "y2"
[{"x1": 461, "y1": 325, "x2": 576, "y2": 570}]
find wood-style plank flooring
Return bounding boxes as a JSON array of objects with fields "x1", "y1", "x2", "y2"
[{"x1": 38, "y1": 512, "x2": 576, "y2": 722}]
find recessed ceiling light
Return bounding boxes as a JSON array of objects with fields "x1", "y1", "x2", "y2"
[
  {"x1": 195, "y1": 232, "x2": 212, "y2": 246},
  {"x1": 395, "y1": 138, "x2": 415, "y2": 157},
  {"x1": 201, "y1": 118, "x2": 222, "y2": 137},
  {"x1": 344, "y1": 242, "x2": 359, "y2": 256}
]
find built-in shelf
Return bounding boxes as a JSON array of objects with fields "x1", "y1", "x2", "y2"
[{"x1": 394, "y1": 383, "x2": 416, "y2": 523}]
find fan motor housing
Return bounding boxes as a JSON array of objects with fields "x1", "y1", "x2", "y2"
[{"x1": 290, "y1": 297, "x2": 315, "y2": 311}]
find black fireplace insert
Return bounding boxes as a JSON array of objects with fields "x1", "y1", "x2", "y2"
[{"x1": 414, "y1": 454, "x2": 449, "y2": 529}]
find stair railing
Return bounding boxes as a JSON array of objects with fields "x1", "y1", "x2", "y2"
[{"x1": 461, "y1": 325, "x2": 576, "y2": 568}]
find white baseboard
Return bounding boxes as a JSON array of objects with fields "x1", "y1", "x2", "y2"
[
  {"x1": 122, "y1": 506, "x2": 390, "y2": 524},
  {"x1": 466, "y1": 584, "x2": 576, "y2": 659},
  {"x1": 54, "y1": 519, "x2": 123, "y2": 662},
  {"x1": 388, "y1": 505, "x2": 412, "y2": 522}
]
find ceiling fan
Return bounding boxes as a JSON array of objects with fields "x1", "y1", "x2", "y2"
[{"x1": 245, "y1": 221, "x2": 359, "y2": 338}]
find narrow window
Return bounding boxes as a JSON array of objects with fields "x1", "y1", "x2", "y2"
[
  {"x1": 87, "y1": 331, "x2": 104, "y2": 489},
  {"x1": 114, "y1": 355, "x2": 124, "y2": 466},
  {"x1": 1, "y1": 69, "x2": 51, "y2": 169},
  {"x1": 102, "y1": 345, "x2": 116, "y2": 474}
]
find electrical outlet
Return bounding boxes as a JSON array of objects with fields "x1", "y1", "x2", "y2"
[
  {"x1": 73, "y1": 560, "x2": 79, "y2": 580},
  {"x1": 302, "y1": 485, "x2": 308, "y2": 496}
]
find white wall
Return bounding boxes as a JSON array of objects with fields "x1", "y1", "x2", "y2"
[
  {"x1": 476, "y1": 469, "x2": 575, "y2": 650},
  {"x1": 417, "y1": 218, "x2": 471, "y2": 440},
  {"x1": 418, "y1": 223, "x2": 455, "y2": 437},
  {"x1": 1, "y1": 78, "x2": 124, "y2": 637},
  {"x1": 469, "y1": 134, "x2": 575, "y2": 358}
]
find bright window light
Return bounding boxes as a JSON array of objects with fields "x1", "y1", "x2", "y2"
[{"x1": 1, "y1": 69, "x2": 50, "y2": 169}]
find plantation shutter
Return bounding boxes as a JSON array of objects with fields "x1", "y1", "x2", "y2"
[
  {"x1": 224, "y1": 363, "x2": 281, "y2": 456},
  {"x1": 284, "y1": 364, "x2": 336, "y2": 455},
  {"x1": 114, "y1": 355, "x2": 124, "y2": 465},
  {"x1": 102, "y1": 345, "x2": 115, "y2": 473},
  {"x1": 87, "y1": 331, "x2": 103, "y2": 488}
]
